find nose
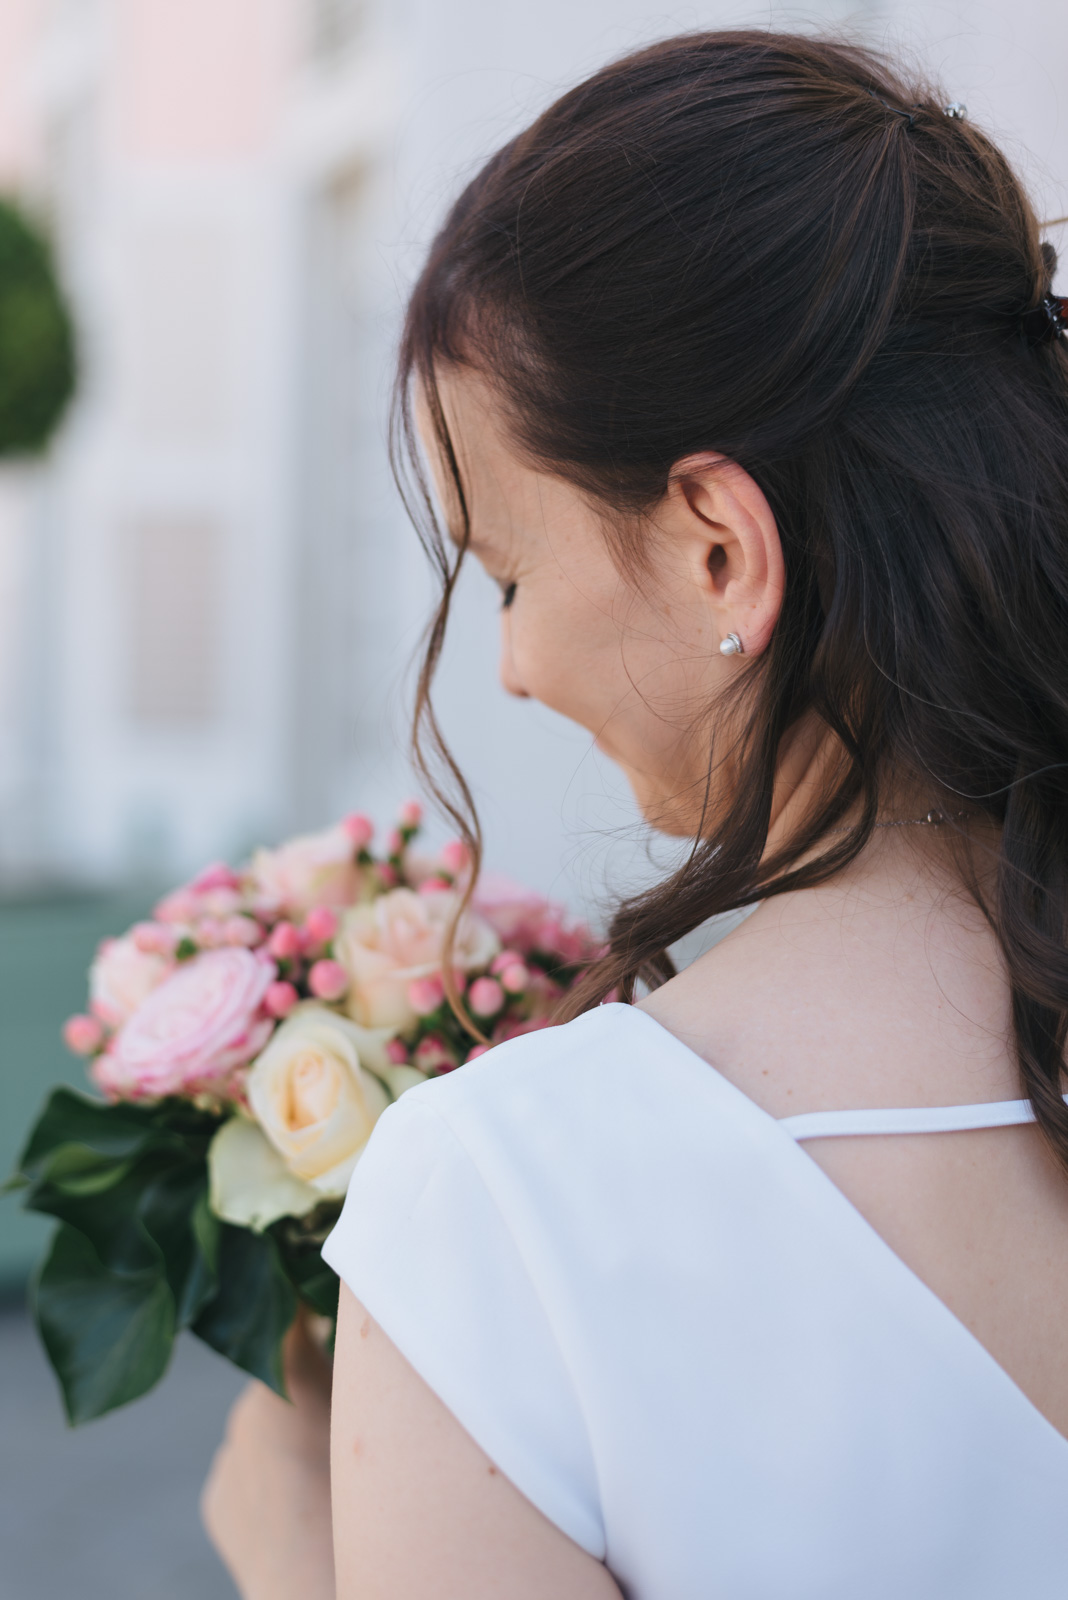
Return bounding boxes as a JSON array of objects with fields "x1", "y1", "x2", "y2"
[{"x1": 499, "y1": 617, "x2": 530, "y2": 699}]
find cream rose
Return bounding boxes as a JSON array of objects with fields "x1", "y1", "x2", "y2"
[
  {"x1": 245, "y1": 1003, "x2": 391, "y2": 1196},
  {"x1": 334, "y1": 887, "x2": 500, "y2": 1030},
  {"x1": 208, "y1": 1114, "x2": 321, "y2": 1231}
]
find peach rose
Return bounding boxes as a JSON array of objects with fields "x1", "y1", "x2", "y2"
[
  {"x1": 89, "y1": 936, "x2": 173, "y2": 1029},
  {"x1": 334, "y1": 888, "x2": 499, "y2": 1030},
  {"x1": 247, "y1": 823, "x2": 361, "y2": 918},
  {"x1": 94, "y1": 948, "x2": 275, "y2": 1100}
]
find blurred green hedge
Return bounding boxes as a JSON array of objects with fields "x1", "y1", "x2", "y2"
[{"x1": 0, "y1": 199, "x2": 76, "y2": 457}]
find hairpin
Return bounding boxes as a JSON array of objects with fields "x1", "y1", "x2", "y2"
[
  {"x1": 868, "y1": 88, "x2": 915, "y2": 128},
  {"x1": 943, "y1": 103, "x2": 967, "y2": 120},
  {"x1": 1020, "y1": 295, "x2": 1068, "y2": 346}
]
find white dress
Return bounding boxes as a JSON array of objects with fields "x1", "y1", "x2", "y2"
[{"x1": 322, "y1": 1002, "x2": 1068, "y2": 1598}]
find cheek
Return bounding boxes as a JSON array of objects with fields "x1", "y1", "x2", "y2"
[{"x1": 503, "y1": 591, "x2": 618, "y2": 723}]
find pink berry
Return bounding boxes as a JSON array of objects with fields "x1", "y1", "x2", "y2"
[
  {"x1": 264, "y1": 981, "x2": 299, "y2": 1019},
  {"x1": 500, "y1": 962, "x2": 529, "y2": 994},
  {"x1": 303, "y1": 905, "x2": 339, "y2": 946},
  {"x1": 191, "y1": 862, "x2": 241, "y2": 893},
  {"x1": 385, "y1": 1038, "x2": 411, "y2": 1065},
  {"x1": 439, "y1": 839, "x2": 470, "y2": 876},
  {"x1": 224, "y1": 916, "x2": 261, "y2": 948},
  {"x1": 267, "y1": 921, "x2": 302, "y2": 962},
  {"x1": 465, "y1": 1044, "x2": 491, "y2": 1062},
  {"x1": 308, "y1": 959, "x2": 349, "y2": 1002},
  {"x1": 468, "y1": 976, "x2": 505, "y2": 1018},
  {"x1": 386, "y1": 828, "x2": 404, "y2": 856},
  {"x1": 490, "y1": 950, "x2": 523, "y2": 975},
  {"x1": 63, "y1": 1014, "x2": 104, "y2": 1056},
  {"x1": 413, "y1": 1033, "x2": 457, "y2": 1073},
  {"x1": 418, "y1": 876, "x2": 452, "y2": 895},
  {"x1": 398, "y1": 799, "x2": 423, "y2": 828},
  {"x1": 378, "y1": 863, "x2": 399, "y2": 887},
  {"x1": 407, "y1": 975, "x2": 444, "y2": 1016},
  {"x1": 341, "y1": 812, "x2": 374, "y2": 848}
]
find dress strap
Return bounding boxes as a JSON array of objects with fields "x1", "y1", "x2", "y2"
[{"x1": 777, "y1": 1094, "x2": 1068, "y2": 1142}]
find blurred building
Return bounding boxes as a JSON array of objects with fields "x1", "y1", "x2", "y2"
[{"x1": 0, "y1": 0, "x2": 1065, "y2": 897}]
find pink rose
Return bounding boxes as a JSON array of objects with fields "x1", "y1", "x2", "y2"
[
  {"x1": 335, "y1": 887, "x2": 499, "y2": 1030},
  {"x1": 90, "y1": 936, "x2": 173, "y2": 1029},
  {"x1": 473, "y1": 874, "x2": 600, "y2": 963},
  {"x1": 471, "y1": 874, "x2": 555, "y2": 950},
  {"x1": 94, "y1": 948, "x2": 275, "y2": 1100},
  {"x1": 248, "y1": 823, "x2": 361, "y2": 918},
  {"x1": 154, "y1": 866, "x2": 243, "y2": 925}
]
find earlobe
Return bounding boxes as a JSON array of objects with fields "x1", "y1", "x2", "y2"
[{"x1": 673, "y1": 454, "x2": 785, "y2": 657}]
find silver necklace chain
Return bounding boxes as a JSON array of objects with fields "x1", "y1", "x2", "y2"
[{"x1": 826, "y1": 808, "x2": 976, "y2": 835}]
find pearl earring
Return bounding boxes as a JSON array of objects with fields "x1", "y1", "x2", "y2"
[{"x1": 719, "y1": 632, "x2": 744, "y2": 657}]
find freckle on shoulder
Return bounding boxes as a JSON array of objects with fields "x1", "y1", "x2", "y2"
[{"x1": 359, "y1": 1316, "x2": 371, "y2": 1340}]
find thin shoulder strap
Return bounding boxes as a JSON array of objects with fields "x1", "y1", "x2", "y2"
[{"x1": 778, "y1": 1094, "x2": 1068, "y2": 1142}]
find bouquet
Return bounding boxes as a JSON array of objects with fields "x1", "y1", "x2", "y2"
[{"x1": 7, "y1": 805, "x2": 600, "y2": 1423}]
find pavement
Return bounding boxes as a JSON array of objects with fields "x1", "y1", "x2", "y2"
[{"x1": 0, "y1": 1302, "x2": 243, "y2": 1600}]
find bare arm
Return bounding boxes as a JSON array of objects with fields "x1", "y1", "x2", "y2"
[{"x1": 331, "y1": 1284, "x2": 623, "y2": 1600}]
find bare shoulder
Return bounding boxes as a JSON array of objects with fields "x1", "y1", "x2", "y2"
[
  {"x1": 330, "y1": 1286, "x2": 622, "y2": 1600},
  {"x1": 640, "y1": 870, "x2": 1019, "y2": 1116}
]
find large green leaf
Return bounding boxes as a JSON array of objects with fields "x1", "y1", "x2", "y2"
[
  {"x1": 273, "y1": 1208, "x2": 341, "y2": 1321},
  {"x1": 33, "y1": 1224, "x2": 176, "y2": 1424},
  {"x1": 14, "y1": 1087, "x2": 218, "y2": 1195},
  {"x1": 193, "y1": 1224, "x2": 296, "y2": 1395},
  {"x1": 139, "y1": 1163, "x2": 217, "y2": 1327}
]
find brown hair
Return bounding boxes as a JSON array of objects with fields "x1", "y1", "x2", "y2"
[{"x1": 392, "y1": 31, "x2": 1068, "y2": 1168}]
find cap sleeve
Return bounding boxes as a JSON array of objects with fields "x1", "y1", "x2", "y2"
[{"x1": 321, "y1": 1093, "x2": 606, "y2": 1559}]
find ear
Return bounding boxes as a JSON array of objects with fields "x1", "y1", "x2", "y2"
[{"x1": 665, "y1": 454, "x2": 785, "y2": 656}]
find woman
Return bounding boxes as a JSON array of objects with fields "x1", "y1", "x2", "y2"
[{"x1": 203, "y1": 31, "x2": 1068, "y2": 1598}]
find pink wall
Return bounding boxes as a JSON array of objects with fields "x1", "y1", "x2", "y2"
[
  {"x1": 0, "y1": 0, "x2": 42, "y2": 184},
  {"x1": 114, "y1": 0, "x2": 295, "y2": 162}
]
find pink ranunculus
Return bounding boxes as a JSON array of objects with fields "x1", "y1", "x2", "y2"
[
  {"x1": 89, "y1": 936, "x2": 174, "y2": 1029},
  {"x1": 99, "y1": 948, "x2": 276, "y2": 1100},
  {"x1": 248, "y1": 823, "x2": 361, "y2": 918},
  {"x1": 335, "y1": 887, "x2": 499, "y2": 1030}
]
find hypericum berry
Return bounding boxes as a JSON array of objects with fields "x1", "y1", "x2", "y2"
[
  {"x1": 308, "y1": 959, "x2": 349, "y2": 1002},
  {"x1": 264, "y1": 981, "x2": 299, "y2": 1019},
  {"x1": 63, "y1": 1014, "x2": 104, "y2": 1055},
  {"x1": 468, "y1": 976, "x2": 505, "y2": 1018}
]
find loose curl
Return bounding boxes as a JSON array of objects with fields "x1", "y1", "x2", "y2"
[{"x1": 391, "y1": 31, "x2": 1068, "y2": 1170}]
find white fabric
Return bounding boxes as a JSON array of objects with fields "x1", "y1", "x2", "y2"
[
  {"x1": 323, "y1": 1003, "x2": 1068, "y2": 1598},
  {"x1": 779, "y1": 1093, "x2": 1068, "y2": 1141}
]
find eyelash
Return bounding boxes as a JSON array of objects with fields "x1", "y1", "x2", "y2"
[{"x1": 500, "y1": 582, "x2": 517, "y2": 610}]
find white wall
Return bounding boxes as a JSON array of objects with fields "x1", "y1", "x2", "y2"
[{"x1": 4, "y1": 0, "x2": 1067, "y2": 919}]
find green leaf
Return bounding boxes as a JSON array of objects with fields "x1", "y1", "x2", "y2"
[
  {"x1": 193, "y1": 1225, "x2": 296, "y2": 1394},
  {"x1": 272, "y1": 1208, "x2": 341, "y2": 1320},
  {"x1": 33, "y1": 1224, "x2": 176, "y2": 1424},
  {"x1": 138, "y1": 1164, "x2": 216, "y2": 1327},
  {"x1": 16, "y1": 1088, "x2": 165, "y2": 1189},
  {"x1": 13, "y1": 1088, "x2": 219, "y2": 1202}
]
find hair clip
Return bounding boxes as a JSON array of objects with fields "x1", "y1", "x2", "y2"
[
  {"x1": 1020, "y1": 294, "x2": 1068, "y2": 347},
  {"x1": 868, "y1": 88, "x2": 915, "y2": 128},
  {"x1": 943, "y1": 103, "x2": 968, "y2": 121}
]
